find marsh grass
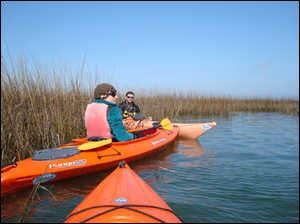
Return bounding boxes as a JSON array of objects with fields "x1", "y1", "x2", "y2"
[
  {"x1": 136, "y1": 94, "x2": 299, "y2": 120},
  {"x1": 1, "y1": 58, "x2": 299, "y2": 162},
  {"x1": 1, "y1": 58, "x2": 90, "y2": 163}
]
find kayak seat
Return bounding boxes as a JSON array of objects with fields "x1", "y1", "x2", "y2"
[
  {"x1": 133, "y1": 127, "x2": 157, "y2": 138},
  {"x1": 87, "y1": 136, "x2": 108, "y2": 141},
  {"x1": 32, "y1": 147, "x2": 80, "y2": 161}
]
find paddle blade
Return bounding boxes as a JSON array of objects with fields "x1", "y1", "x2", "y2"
[
  {"x1": 160, "y1": 118, "x2": 173, "y2": 130},
  {"x1": 78, "y1": 139, "x2": 112, "y2": 151}
]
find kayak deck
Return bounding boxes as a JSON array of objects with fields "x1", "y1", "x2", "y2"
[{"x1": 65, "y1": 162, "x2": 183, "y2": 223}]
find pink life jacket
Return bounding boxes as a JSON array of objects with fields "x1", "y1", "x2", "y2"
[{"x1": 84, "y1": 103, "x2": 112, "y2": 139}]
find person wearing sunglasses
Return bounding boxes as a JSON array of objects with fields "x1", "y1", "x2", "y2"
[
  {"x1": 119, "y1": 91, "x2": 141, "y2": 119},
  {"x1": 119, "y1": 91, "x2": 153, "y2": 130},
  {"x1": 84, "y1": 83, "x2": 134, "y2": 142}
]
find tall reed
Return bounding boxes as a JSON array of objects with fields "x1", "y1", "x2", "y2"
[
  {"x1": 1, "y1": 58, "x2": 90, "y2": 162},
  {"x1": 1, "y1": 58, "x2": 298, "y2": 162}
]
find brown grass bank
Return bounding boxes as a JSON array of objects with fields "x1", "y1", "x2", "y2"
[
  {"x1": 136, "y1": 94, "x2": 299, "y2": 119},
  {"x1": 1, "y1": 60, "x2": 299, "y2": 162}
]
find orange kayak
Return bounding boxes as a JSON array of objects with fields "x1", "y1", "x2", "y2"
[
  {"x1": 131, "y1": 120, "x2": 217, "y2": 139},
  {"x1": 65, "y1": 162, "x2": 183, "y2": 223},
  {"x1": 173, "y1": 121, "x2": 217, "y2": 139},
  {"x1": 1, "y1": 127, "x2": 178, "y2": 196}
]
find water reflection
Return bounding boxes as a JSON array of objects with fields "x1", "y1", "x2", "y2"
[
  {"x1": 132, "y1": 139, "x2": 206, "y2": 185},
  {"x1": 1, "y1": 189, "x2": 33, "y2": 222},
  {"x1": 175, "y1": 139, "x2": 204, "y2": 158},
  {"x1": 131, "y1": 139, "x2": 204, "y2": 173}
]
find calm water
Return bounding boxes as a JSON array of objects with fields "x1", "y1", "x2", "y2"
[{"x1": 1, "y1": 113, "x2": 299, "y2": 223}]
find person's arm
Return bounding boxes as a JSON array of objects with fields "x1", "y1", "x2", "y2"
[{"x1": 108, "y1": 106, "x2": 134, "y2": 141}]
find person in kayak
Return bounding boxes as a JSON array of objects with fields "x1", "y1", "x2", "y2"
[
  {"x1": 84, "y1": 83, "x2": 135, "y2": 142},
  {"x1": 119, "y1": 91, "x2": 140, "y2": 118},
  {"x1": 119, "y1": 91, "x2": 153, "y2": 130}
]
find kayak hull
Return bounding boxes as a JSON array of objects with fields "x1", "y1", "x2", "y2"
[
  {"x1": 65, "y1": 163, "x2": 182, "y2": 223},
  {"x1": 1, "y1": 127, "x2": 178, "y2": 196},
  {"x1": 174, "y1": 121, "x2": 216, "y2": 139}
]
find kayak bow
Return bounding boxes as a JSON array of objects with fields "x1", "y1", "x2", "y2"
[
  {"x1": 65, "y1": 162, "x2": 183, "y2": 223},
  {"x1": 173, "y1": 121, "x2": 217, "y2": 139}
]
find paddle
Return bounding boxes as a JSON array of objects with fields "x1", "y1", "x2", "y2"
[
  {"x1": 132, "y1": 118, "x2": 173, "y2": 138},
  {"x1": 149, "y1": 117, "x2": 173, "y2": 130},
  {"x1": 77, "y1": 138, "x2": 112, "y2": 151},
  {"x1": 159, "y1": 117, "x2": 173, "y2": 130}
]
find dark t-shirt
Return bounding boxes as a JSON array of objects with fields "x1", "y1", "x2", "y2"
[{"x1": 118, "y1": 101, "x2": 141, "y2": 119}]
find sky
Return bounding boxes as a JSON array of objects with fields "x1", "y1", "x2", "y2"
[{"x1": 1, "y1": 1, "x2": 299, "y2": 98}]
